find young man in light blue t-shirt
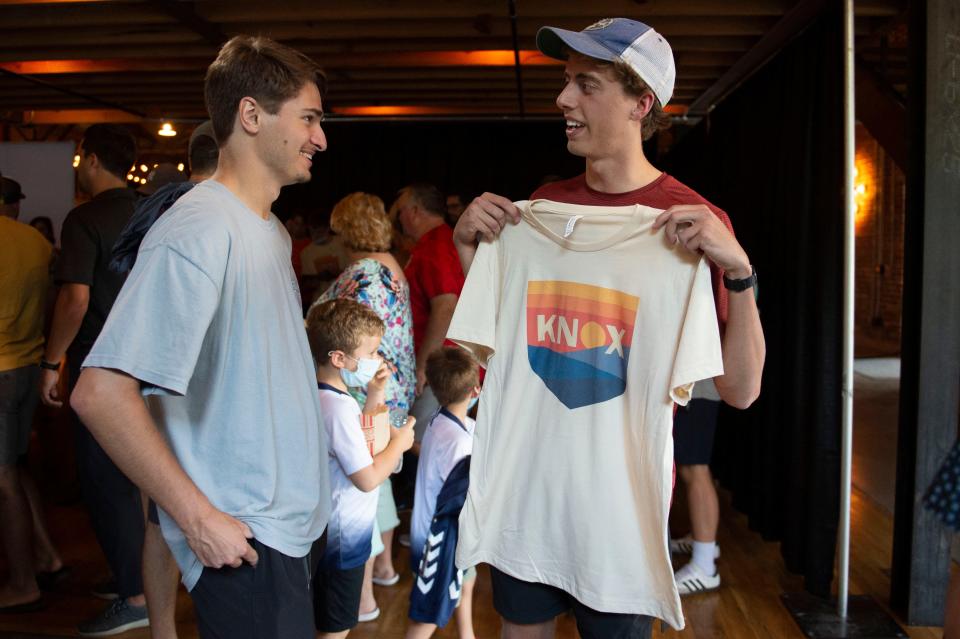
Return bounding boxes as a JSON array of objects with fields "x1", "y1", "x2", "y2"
[
  {"x1": 72, "y1": 35, "x2": 332, "y2": 639},
  {"x1": 306, "y1": 298, "x2": 414, "y2": 638}
]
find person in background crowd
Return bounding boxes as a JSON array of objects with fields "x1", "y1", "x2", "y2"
[
  {"x1": 392, "y1": 183, "x2": 464, "y2": 444},
  {"x1": 445, "y1": 192, "x2": 466, "y2": 227},
  {"x1": 29, "y1": 216, "x2": 56, "y2": 246},
  {"x1": 0, "y1": 176, "x2": 65, "y2": 614},
  {"x1": 38, "y1": 124, "x2": 149, "y2": 637}
]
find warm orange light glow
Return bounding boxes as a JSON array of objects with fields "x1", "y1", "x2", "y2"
[
  {"x1": 0, "y1": 51, "x2": 559, "y2": 75},
  {"x1": 158, "y1": 122, "x2": 177, "y2": 137},
  {"x1": 853, "y1": 153, "x2": 874, "y2": 233},
  {"x1": 335, "y1": 104, "x2": 689, "y2": 117},
  {"x1": 22, "y1": 109, "x2": 142, "y2": 124},
  {"x1": 72, "y1": 154, "x2": 80, "y2": 168}
]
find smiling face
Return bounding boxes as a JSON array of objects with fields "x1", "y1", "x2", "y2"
[
  {"x1": 258, "y1": 82, "x2": 327, "y2": 186},
  {"x1": 556, "y1": 53, "x2": 642, "y2": 161}
]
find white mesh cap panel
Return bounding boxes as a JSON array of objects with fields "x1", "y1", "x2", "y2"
[{"x1": 619, "y1": 28, "x2": 675, "y2": 107}]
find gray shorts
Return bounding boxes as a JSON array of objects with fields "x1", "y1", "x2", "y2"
[{"x1": 0, "y1": 364, "x2": 41, "y2": 465}]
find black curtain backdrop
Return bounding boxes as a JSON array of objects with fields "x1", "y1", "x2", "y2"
[
  {"x1": 664, "y1": 11, "x2": 844, "y2": 597},
  {"x1": 272, "y1": 119, "x2": 638, "y2": 219}
]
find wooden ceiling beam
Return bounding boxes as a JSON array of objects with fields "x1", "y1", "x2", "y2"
[
  {"x1": 687, "y1": 0, "x2": 828, "y2": 115},
  {"x1": 0, "y1": 35, "x2": 761, "y2": 63}
]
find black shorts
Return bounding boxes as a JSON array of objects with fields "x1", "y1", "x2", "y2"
[
  {"x1": 189, "y1": 538, "x2": 314, "y2": 639},
  {"x1": 490, "y1": 567, "x2": 653, "y2": 639},
  {"x1": 673, "y1": 398, "x2": 720, "y2": 466},
  {"x1": 311, "y1": 561, "x2": 366, "y2": 632}
]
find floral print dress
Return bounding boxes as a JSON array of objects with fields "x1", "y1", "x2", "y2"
[{"x1": 315, "y1": 258, "x2": 416, "y2": 423}]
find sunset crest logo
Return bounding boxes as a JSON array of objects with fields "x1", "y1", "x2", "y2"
[{"x1": 526, "y1": 281, "x2": 638, "y2": 409}]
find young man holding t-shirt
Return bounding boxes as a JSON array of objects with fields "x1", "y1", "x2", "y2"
[{"x1": 451, "y1": 18, "x2": 765, "y2": 639}]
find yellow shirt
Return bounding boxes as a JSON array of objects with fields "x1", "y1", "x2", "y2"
[{"x1": 0, "y1": 216, "x2": 52, "y2": 370}]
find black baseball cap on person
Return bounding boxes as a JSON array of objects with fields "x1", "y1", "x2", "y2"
[{"x1": 0, "y1": 176, "x2": 25, "y2": 204}]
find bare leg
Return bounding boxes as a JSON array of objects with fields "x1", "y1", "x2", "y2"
[
  {"x1": 19, "y1": 469, "x2": 62, "y2": 573},
  {"x1": 679, "y1": 464, "x2": 719, "y2": 543},
  {"x1": 317, "y1": 631, "x2": 350, "y2": 639},
  {"x1": 404, "y1": 621, "x2": 437, "y2": 639},
  {"x1": 455, "y1": 576, "x2": 476, "y2": 639},
  {"x1": 0, "y1": 464, "x2": 40, "y2": 607},
  {"x1": 358, "y1": 556, "x2": 378, "y2": 617},
  {"x1": 143, "y1": 520, "x2": 179, "y2": 639},
  {"x1": 501, "y1": 618, "x2": 555, "y2": 639},
  {"x1": 373, "y1": 527, "x2": 396, "y2": 580}
]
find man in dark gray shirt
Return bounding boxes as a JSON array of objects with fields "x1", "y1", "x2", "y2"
[{"x1": 39, "y1": 124, "x2": 149, "y2": 637}]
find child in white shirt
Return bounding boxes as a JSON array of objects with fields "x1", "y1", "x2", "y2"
[{"x1": 306, "y1": 298, "x2": 415, "y2": 638}]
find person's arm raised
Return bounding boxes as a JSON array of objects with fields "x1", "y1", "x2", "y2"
[
  {"x1": 452, "y1": 193, "x2": 520, "y2": 275},
  {"x1": 653, "y1": 204, "x2": 765, "y2": 409}
]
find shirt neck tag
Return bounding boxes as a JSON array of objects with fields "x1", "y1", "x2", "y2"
[{"x1": 563, "y1": 215, "x2": 584, "y2": 238}]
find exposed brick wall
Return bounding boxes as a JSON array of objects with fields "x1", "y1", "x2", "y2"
[{"x1": 854, "y1": 123, "x2": 905, "y2": 356}]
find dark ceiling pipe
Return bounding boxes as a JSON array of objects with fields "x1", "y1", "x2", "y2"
[{"x1": 508, "y1": 0, "x2": 526, "y2": 116}]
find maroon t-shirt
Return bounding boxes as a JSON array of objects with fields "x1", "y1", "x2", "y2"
[
  {"x1": 531, "y1": 172, "x2": 732, "y2": 328},
  {"x1": 404, "y1": 223, "x2": 465, "y2": 352}
]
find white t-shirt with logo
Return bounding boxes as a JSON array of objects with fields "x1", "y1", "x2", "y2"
[
  {"x1": 411, "y1": 409, "x2": 475, "y2": 558},
  {"x1": 447, "y1": 199, "x2": 723, "y2": 629}
]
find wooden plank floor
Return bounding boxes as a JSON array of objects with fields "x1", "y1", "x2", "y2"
[{"x1": 0, "y1": 485, "x2": 944, "y2": 638}]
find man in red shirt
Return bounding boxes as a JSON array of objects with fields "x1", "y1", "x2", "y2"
[{"x1": 394, "y1": 183, "x2": 465, "y2": 437}]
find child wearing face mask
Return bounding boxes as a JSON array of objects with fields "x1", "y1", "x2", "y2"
[
  {"x1": 406, "y1": 347, "x2": 480, "y2": 639},
  {"x1": 305, "y1": 298, "x2": 416, "y2": 639}
]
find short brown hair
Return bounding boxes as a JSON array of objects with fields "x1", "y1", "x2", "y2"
[
  {"x1": 305, "y1": 298, "x2": 384, "y2": 365},
  {"x1": 331, "y1": 192, "x2": 393, "y2": 252},
  {"x1": 425, "y1": 347, "x2": 479, "y2": 407},
  {"x1": 599, "y1": 58, "x2": 670, "y2": 141},
  {"x1": 204, "y1": 35, "x2": 327, "y2": 145}
]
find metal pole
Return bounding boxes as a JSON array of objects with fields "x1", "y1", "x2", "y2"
[{"x1": 838, "y1": 0, "x2": 856, "y2": 620}]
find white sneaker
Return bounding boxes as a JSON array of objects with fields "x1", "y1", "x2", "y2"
[
  {"x1": 674, "y1": 562, "x2": 720, "y2": 596},
  {"x1": 669, "y1": 535, "x2": 720, "y2": 558},
  {"x1": 357, "y1": 607, "x2": 380, "y2": 622}
]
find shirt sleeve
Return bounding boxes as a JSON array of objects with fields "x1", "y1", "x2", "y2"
[
  {"x1": 55, "y1": 210, "x2": 97, "y2": 286},
  {"x1": 669, "y1": 257, "x2": 725, "y2": 405},
  {"x1": 82, "y1": 243, "x2": 221, "y2": 396},
  {"x1": 447, "y1": 238, "x2": 500, "y2": 367},
  {"x1": 326, "y1": 398, "x2": 373, "y2": 476}
]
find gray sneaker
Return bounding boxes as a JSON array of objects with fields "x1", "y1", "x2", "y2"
[{"x1": 78, "y1": 598, "x2": 149, "y2": 637}]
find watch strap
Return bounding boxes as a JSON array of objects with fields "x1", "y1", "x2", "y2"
[{"x1": 723, "y1": 266, "x2": 757, "y2": 292}]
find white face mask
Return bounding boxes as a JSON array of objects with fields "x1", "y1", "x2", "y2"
[{"x1": 337, "y1": 352, "x2": 381, "y2": 388}]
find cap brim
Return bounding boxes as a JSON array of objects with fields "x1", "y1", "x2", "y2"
[{"x1": 536, "y1": 26, "x2": 618, "y2": 64}]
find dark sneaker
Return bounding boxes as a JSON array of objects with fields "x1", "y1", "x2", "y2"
[
  {"x1": 78, "y1": 598, "x2": 149, "y2": 637},
  {"x1": 90, "y1": 577, "x2": 119, "y2": 600}
]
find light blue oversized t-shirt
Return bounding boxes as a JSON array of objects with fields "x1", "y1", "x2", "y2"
[{"x1": 84, "y1": 180, "x2": 330, "y2": 590}]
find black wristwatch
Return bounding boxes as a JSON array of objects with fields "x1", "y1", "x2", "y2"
[
  {"x1": 723, "y1": 266, "x2": 757, "y2": 292},
  {"x1": 39, "y1": 360, "x2": 60, "y2": 371}
]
